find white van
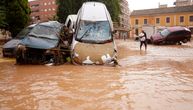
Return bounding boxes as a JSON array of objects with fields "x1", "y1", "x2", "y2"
[{"x1": 71, "y1": 2, "x2": 117, "y2": 65}]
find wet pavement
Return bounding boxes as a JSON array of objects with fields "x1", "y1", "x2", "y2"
[{"x1": 0, "y1": 39, "x2": 193, "y2": 110}]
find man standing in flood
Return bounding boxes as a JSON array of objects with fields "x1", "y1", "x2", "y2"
[{"x1": 139, "y1": 30, "x2": 147, "y2": 51}]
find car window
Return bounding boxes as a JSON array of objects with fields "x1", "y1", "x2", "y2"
[
  {"x1": 76, "y1": 21, "x2": 112, "y2": 43},
  {"x1": 160, "y1": 29, "x2": 170, "y2": 37},
  {"x1": 15, "y1": 27, "x2": 33, "y2": 39},
  {"x1": 171, "y1": 31, "x2": 189, "y2": 37}
]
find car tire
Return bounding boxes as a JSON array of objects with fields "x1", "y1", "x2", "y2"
[
  {"x1": 182, "y1": 39, "x2": 188, "y2": 43},
  {"x1": 177, "y1": 42, "x2": 182, "y2": 45}
]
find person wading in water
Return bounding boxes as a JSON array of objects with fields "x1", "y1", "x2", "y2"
[{"x1": 139, "y1": 30, "x2": 147, "y2": 51}]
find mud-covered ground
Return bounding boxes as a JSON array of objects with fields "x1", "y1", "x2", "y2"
[{"x1": 0, "y1": 40, "x2": 193, "y2": 110}]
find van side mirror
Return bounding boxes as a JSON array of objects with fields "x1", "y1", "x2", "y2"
[{"x1": 69, "y1": 28, "x2": 74, "y2": 34}]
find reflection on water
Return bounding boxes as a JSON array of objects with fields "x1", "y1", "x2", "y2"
[{"x1": 0, "y1": 40, "x2": 193, "y2": 110}]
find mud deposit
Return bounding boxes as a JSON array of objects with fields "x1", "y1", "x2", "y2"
[{"x1": 0, "y1": 40, "x2": 193, "y2": 110}]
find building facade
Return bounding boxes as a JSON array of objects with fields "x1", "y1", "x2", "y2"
[
  {"x1": 130, "y1": 5, "x2": 193, "y2": 38},
  {"x1": 114, "y1": 0, "x2": 130, "y2": 39},
  {"x1": 29, "y1": 0, "x2": 57, "y2": 23}
]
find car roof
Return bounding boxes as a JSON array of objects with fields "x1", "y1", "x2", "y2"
[
  {"x1": 80, "y1": 2, "x2": 110, "y2": 21},
  {"x1": 38, "y1": 21, "x2": 62, "y2": 28},
  {"x1": 28, "y1": 23, "x2": 37, "y2": 28},
  {"x1": 167, "y1": 26, "x2": 190, "y2": 32}
]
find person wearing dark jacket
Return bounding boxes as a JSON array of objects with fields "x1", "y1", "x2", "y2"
[{"x1": 139, "y1": 30, "x2": 147, "y2": 51}]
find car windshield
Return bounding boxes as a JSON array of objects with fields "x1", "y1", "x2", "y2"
[
  {"x1": 29, "y1": 25, "x2": 59, "y2": 40},
  {"x1": 160, "y1": 29, "x2": 170, "y2": 37},
  {"x1": 15, "y1": 27, "x2": 33, "y2": 39},
  {"x1": 76, "y1": 21, "x2": 112, "y2": 43}
]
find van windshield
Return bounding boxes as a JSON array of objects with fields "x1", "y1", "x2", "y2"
[{"x1": 76, "y1": 21, "x2": 112, "y2": 43}]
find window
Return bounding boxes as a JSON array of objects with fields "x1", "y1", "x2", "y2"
[
  {"x1": 190, "y1": 16, "x2": 193, "y2": 22},
  {"x1": 166, "y1": 17, "x2": 170, "y2": 23},
  {"x1": 44, "y1": 3, "x2": 47, "y2": 5},
  {"x1": 44, "y1": 9, "x2": 47, "y2": 12},
  {"x1": 135, "y1": 19, "x2": 138, "y2": 25},
  {"x1": 160, "y1": 29, "x2": 170, "y2": 37},
  {"x1": 122, "y1": 18, "x2": 124, "y2": 22},
  {"x1": 144, "y1": 19, "x2": 148, "y2": 24},
  {"x1": 32, "y1": 9, "x2": 39, "y2": 13},
  {"x1": 35, "y1": 16, "x2": 40, "y2": 20},
  {"x1": 135, "y1": 29, "x2": 139, "y2": 36},
  {"x1": 156, "y1": 18, "x2": 160, "y2": 24},
  {"x1": 180, "y1": 16, "x2": 184, "y2": 23},
  {"x1": 31, "y1": 4, "x2": 39, "y2": 8}
]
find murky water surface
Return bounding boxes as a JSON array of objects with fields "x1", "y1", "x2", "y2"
[{"x1": 1, "y1": 40, "x2": 193, "y2": 110}]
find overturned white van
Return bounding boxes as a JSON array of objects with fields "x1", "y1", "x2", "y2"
[{"x1": 71, "y1": 2, "x2": 117, "y2": 65}]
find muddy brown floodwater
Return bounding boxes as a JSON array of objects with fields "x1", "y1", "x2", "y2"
[{"x1": 1, "y1": 40, "x2": 193, "y2": 110}]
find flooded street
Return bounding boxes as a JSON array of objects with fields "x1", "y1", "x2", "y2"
[{"x1": 1, "y1": 40, "x2": 193, "y2": 110}]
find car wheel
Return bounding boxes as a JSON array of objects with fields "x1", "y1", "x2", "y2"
[
  {"x1": 146, "y1": 39, "x2": 151, "y2": 44},
  {"x1": 177, "y1": 42, "x2": 182, "y2": 45},
  {"x1": 182, "y1": 39, "x2": 188, "y2": 43},
  {"x1": 161, "y1": 41, "x2": 166, "y2": 45}
]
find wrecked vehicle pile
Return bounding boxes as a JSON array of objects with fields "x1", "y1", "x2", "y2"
[{"x1": 2, "y1": 2, "x2": 118, "y2": 66}]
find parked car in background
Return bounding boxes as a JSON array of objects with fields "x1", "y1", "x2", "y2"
[
  {"x1": 2, "y1": 24, "x2": 36, "y2": 57},
  {"x1": 16, "y1": 21, "x2": 65, "y2": 65},
  {"x1": 71, "y1": 2, "x2": 117, "y2": 65},
  {"x1": 150, "y1": 26, "x2": 191, "y2": 45}
]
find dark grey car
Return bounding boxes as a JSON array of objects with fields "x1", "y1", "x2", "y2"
[{"x1": 2, "y1": 24, "x2": 36, "y2": 57}]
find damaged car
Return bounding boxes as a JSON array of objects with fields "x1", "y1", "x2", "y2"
[
  {"x1": 71, "y1": 2, "x2": 118, "y2": 66},
  {"x1": 2, "y1": 24, "x2": 36, "y2": 57},
  {"x1": 16, "y1": 21, "x2": 67, "y2": 65},
  {"x1": 150, "y1": 26, "x2": 191, "y2": 45}
]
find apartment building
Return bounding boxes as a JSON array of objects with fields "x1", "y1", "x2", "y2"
[
  {"x1": 114, "y1": 0, "x2": 130, "y2": 39},
  {"x1": 29, "y1": 0, "x2": 57, "y2": 23}
]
